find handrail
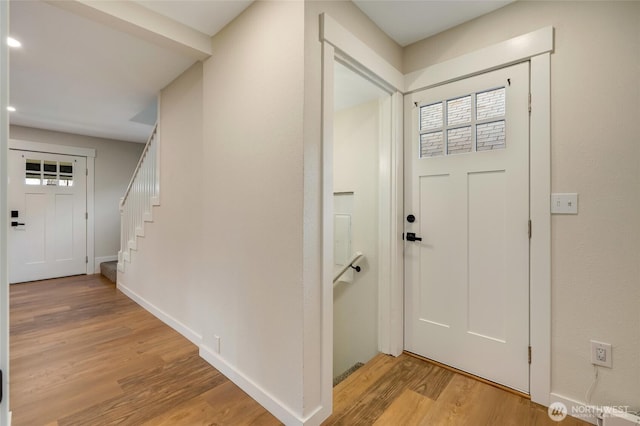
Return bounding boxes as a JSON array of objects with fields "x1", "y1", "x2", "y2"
[
  {"x1": 333, "y1": 251, "x2": 363, "y2": 285},
  {"x1": 120, "y1": 123, "x2": 157, "y2": 208}
]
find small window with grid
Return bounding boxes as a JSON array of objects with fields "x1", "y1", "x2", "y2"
[
  {"x1": 419, "y1": 87, "x2": 506, "y2": 158},
  {"x1": 25, "y1": 159, "x2": 74, "y2": 186}
]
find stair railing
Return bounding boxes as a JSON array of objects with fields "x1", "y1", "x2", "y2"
[
  {"x1": 333, "y1": 252, "x2": 364, "y2": 286},
  {"x1": 117, "y1": 124, "x2": 159, "y2": 272}
]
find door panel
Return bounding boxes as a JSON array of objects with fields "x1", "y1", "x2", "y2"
[
  {"x1": 54, "y1": 194, "x2": 74, "y2": 260},
  {"x1": 404, "y1": 63, "x2": 530, "y2": 392},
  {"x1": 8, "y1": 150, "x2": 87, "y2": 283},
  {"x1": 23, "y1": 193, "x2": 47, "y2": 264},
  {"x1": 468, "y1": 170, "x2": 507, "y2": 342},
  {"x1": 418, "y1": 174, "x2": 454, "y2": 328}
]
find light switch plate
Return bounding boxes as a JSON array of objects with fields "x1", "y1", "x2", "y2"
[{"x1": 551, "y1": 193, "x2": 578, "y2": 214}]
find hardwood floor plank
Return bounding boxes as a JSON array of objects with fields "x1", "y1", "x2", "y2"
[
  {"x1": 140, "y1": 395, "x2": 222, "y2": 426},
  {"x1": 200, "y1": 381, "x2": 283, "y2": 425},
  {"x1": 372, "y1": 389, "x2": 434, "y2": 425},
  {"x1": 325, "y1": 355, "x2": 444, "y2": 425},
  {"x1": 418, "y1": 374, "x2": 504, "y2": 425},
  {"x1": 331, "y1": 353, "x2": 397, "y2": 415},
  {"x1": 407, "y1": 358, "x2": 454, "y2": 400},
  {"x1": 11, "y1": 373, "x2": 124, "y2": 425},
  {"x1": 58, "y1": 353, "x2": 227, "y2": 425}
]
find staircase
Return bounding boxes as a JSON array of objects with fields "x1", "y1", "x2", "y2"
[
  {"x1": 100, "y1": 261, "x2": 118, "y2": 283},
  {"x1": 117, "y1": 124, "x2": 160, "y2": 273}
]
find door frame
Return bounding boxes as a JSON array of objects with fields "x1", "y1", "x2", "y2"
[
  {"x1": 404, "y1": 27, "x2": 553, "y2": 405},
  {"x1": 321, "y1": 16, "x2": 553, "y2": 407},
  {"x1": 320, "y1": 13, "x2": 405, "y2": 417},
  {"x1": 9, "y1": 139, "x2": 96, "y2": 277}
]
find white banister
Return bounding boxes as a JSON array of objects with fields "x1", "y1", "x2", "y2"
[
  {"x1": 117, "y1": 124, "x2": 160, "y2": 273},
  {"x1": 333, "y1": 252, "x2": 364, "y2": 286}
]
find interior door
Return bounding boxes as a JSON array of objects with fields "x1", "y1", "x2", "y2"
[
  {"x1": 8, "y1": 150, "x2": 87, "y2": 284},
  {"x1": 404, "y1": 62, "x2": 530, "y2": 392}
]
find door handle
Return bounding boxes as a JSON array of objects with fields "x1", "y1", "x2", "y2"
[
  {"x1": 11, "y1": 221, "x2": 25, "y2": 227},
  {"x1": 406, "y1": 232, "x2": 422, "y2": 242}
]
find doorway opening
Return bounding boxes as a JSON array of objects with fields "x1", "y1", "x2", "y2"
[{"x1": 332, "y1": 60, "x2": 392, "y2": 383}]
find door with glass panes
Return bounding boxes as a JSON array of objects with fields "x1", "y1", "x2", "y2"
[
  {"x1": 8, "y1": 150, "x2": 87, "y2": 283},
  {"x1": 404, "y1": 63, "x2": 530, "y2": 392}
]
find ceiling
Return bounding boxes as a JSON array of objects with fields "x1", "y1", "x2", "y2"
[
  {"x1": 136, "y1": 1, "x2": 254, "y2": 36},
  {"x1": 354, "y1": 0, "x2": 513, "y2": 47},
  {"x1": 8, "y1": 0, "x2": 512, "y2": 143},
  {"x1": 334, "y1": 62, "x2": 388, "y2": 112}
]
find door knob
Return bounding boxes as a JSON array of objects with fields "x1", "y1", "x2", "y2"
[
  {"x1": 11, "y1": 221, "x2": 25, "y2": 227},
  {"x1": 406, "y1": 232, "x2": 422, "y2": 242}
]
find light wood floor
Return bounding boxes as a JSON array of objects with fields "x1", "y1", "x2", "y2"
[
  {"x1": 10, "y1": 275, "x2": 279, "y2": 425},
  {"x1": 10, "y1": 274, "x2": 590, "y2": 425}
]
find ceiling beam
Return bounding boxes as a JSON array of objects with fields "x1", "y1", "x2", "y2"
[{"x1": 46, "y1": 0, "x2": 212, "y2": 61}]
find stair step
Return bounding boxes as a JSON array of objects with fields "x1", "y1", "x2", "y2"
[{"x1": 100, "y1": 261, "x2": 118, "y2": 283}]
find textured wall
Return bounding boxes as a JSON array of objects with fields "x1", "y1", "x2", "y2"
[
  {"x1": 118, "y1": 62, "x2": 204, "y2": 339},
  {"x1": 201, "y1": 1, "x2": 306, "y2": 418}
]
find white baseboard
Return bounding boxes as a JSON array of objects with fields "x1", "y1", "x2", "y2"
[
  {"x1": 200, "y1": 345, "x2": 327, "y2": 426},
  {"x1": 116, "y1": 281, "x2": 202, "y2": 347},
  {"x1": 116, "y1": 281, "x2": 328, "y2": 425},
  {"x1": 550, "y1": 393, "x2": 599, "y2": 425},
  {"x1": 95, "y1": 255, "x2": 118, "y2": 274}
]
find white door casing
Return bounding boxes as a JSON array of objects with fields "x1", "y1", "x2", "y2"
[
  {"x1": 8, "y1": 149, "x2": 87, "y2": 283},
  {"x1": 404, "y1": 62, "x2": 530, "y2": 392}
]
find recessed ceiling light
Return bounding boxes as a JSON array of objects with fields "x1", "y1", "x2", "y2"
[
  {"x1": 7, "y1": 37, "x2": 21, "y2": 48},
  {"x1": 7, "y1": 106, "x2": 16, "y2": 112}
]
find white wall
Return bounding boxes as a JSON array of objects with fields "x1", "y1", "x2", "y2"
[
  {"x1": 404, "y1": 1, "x2": 640, "y2": 409},
  {"x1": 118, "y1": 62, "x2": 203, "y2": 341},
  {"x1": 333, "y1": 99, "x2": 381, "y2": 378},
  {"x1": 200, "y1": 1, "x2": 306, "y2": 422},
  {"x1": 9, "y1": 125, "x2": 144, "y2": 260}
]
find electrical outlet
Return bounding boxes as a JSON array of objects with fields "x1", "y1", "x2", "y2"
[
  {"x1": 591, "y1": 340, "x2": 612, "y2": 368},
  {"x1": 214, "y1": 335, "x2": 221, "y2": 354}
]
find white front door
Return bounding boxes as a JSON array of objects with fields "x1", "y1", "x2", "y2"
[
  {"x1": 8, "y1": 150, "x2": 87, "y2": 283},
  {"x1": 404, "y1": 63, "x2": 530, "y2": 392}
]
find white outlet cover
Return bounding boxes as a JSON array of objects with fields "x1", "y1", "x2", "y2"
[{"x1": 591, "y1": 340, "x2": 612, "y2": 368}]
